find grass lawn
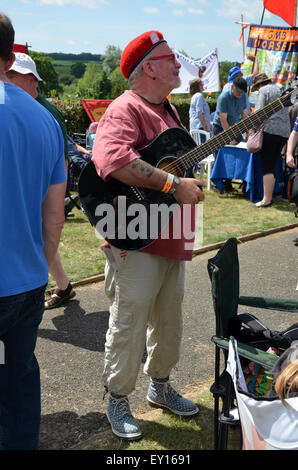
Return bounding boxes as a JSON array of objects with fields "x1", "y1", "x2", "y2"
[{"x1": 48, "y1": 186, "x2": 297, "y2": 290}]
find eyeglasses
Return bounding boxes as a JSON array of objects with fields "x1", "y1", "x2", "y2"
[{"x1": 148, "y1": 53, "x2": 178, "y2": 64}]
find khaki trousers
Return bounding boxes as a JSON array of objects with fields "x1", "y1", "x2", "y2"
[{"x1": 102, "y1": 246, "x2": 185, "y2": 396}]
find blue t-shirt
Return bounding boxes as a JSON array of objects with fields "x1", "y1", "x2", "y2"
[
  {"x1": 213, "y1": 85, "x2": 247, "y2": 128},
  {"x1": 0, "y1": 83, "x2": 66, "y2": 297},
  {"x1": 294, "y1": 116, "x2": 298, "y2": 131},
  {"x1": 189, "y1": 92, "x2": 211, "y2": 131}
]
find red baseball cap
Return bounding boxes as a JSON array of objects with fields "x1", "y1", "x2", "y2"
[{"x1": 120, "y1": 30, "x2": 166, "y2": 79}]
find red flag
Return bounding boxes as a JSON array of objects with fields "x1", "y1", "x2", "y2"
[
  {"x1": 264, "y1": 0, "x2": 296, "y2": 27},
  {"x1": 81, "y1": 99, "x2": 112, "y2": 122},
  {"x1": 13, "y1": 44, "x2": 29, "y2": 53}
]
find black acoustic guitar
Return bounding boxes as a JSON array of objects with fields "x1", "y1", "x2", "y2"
[{"x1": 78, "y1": 86, "x2": 297, "y2": 250}]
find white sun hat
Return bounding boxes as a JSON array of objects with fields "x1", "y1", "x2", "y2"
[{"x1": 10, "y1": 52, "x2": 42, "y2": 81}]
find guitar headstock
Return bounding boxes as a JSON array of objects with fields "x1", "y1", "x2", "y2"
[{"x1": 281, "y1": 80, "x2": 298, "y2": 107}]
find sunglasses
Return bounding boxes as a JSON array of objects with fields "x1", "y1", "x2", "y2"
[{"x1": 148, "y1": 53, "x2": 178, "y2": 64}]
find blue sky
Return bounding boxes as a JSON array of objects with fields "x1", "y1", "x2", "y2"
[{"x1": 2, "y1": 0, "x2": 291, "y2": 62}]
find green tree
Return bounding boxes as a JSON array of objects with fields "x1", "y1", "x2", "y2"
[
  {"x1": 98, "y1": 70, "x2": 112, "y2": 98},
  {"x1": 30, "y1": 50, "x2": 62, "y2": 97},
  {"x1": 70, "y1": 61, "x2": 86, "y2": 78},
  {"x1": 78, "y1": 62, "x2": 112, "y2": 98},
  {"x1": 109, "y1": 66, "x2": 128, "y2": 98},
  {"x1": 103, "y1": 45, "x2": 122, "y2": 75},
  {"x1": 219, "y1": 61, "x2": 235, "y2": 87},
  {"x1": 59, "y1": 73, "x2": 75, "y2": 86}
]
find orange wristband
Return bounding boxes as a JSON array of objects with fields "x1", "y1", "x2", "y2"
[{"x1": 161, "y1": 174, "x2": 174, "y2": 193}]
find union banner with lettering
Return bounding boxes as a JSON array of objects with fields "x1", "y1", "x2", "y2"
[
  {"x1": 171, "y1": 49, "x2": 220, "y2": 93},
  {"x1": 244, "y1": 24, "x2": 298, "y2": 86},
  {"x1": 81, "y1": 99, "x2": 113, "y2": 122}
]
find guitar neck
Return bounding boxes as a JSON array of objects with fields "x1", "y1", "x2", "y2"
[{"x1": 182, "y1": 90, "x2": 291, "y2": 169}]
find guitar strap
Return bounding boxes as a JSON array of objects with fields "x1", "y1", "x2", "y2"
[{"x1": 163, "y1": 99, "x2": 185, "y2": 129}]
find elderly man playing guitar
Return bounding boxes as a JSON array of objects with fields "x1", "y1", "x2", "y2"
[{"x1": 87, "y1": 31, "x2": 204, "y2": 440}]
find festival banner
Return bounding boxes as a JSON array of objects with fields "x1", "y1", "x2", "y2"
[
  {"x1": 171, "y1": 48, "x2": 220, "y2": 94},
  {"x1": 81, "y1": 99, "x2": 113, "y2": 122},
  {"x1": 244, "y1": 24, "x2": 298, "y2": 86}
]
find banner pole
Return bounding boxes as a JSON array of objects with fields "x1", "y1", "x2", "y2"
[
  {"x1": 241, "y1": 14, "x2": 245, "y2": 61},
  {"x1": 252, "y1": 6, "x2": 265, "y2": 61},
  {"x1": 260, "y1": 7, "x2": 265, "y2": 25}
]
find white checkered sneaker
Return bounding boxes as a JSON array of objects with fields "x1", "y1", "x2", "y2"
[
  {"x1": 106, "y1": 394, "x2": 142, "y2": 440},
  {"x1": 147, "y1": 378, "x2": 199, "y2": 416}
]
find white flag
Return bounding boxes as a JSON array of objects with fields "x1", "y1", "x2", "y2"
[{"x1": 172, "y1": 48, "x2": 220, "y2": 94}]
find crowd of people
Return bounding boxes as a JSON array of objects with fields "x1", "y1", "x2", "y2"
[
  {"x1": 0, "y1": 11, "x2": 297, "y2": 450},
  {"x1": 189, "y1": 57, "x2": 298, "y2": 204}
]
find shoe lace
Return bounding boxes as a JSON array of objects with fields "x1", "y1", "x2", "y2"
[
  {"x1": 111, "y1": 396, "x2": 131, "y2": 418},
  {"x1": 165, "y1": 382, "x2": 182, "y2": 399}
]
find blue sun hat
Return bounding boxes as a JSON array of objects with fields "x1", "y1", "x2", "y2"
[{"x1": 228, "y1": 66, "x2": 242, "y2": 83}]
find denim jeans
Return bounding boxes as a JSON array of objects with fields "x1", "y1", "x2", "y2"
[{"x1": 0, "y1": 284, "x2": 46, "y2": 450}]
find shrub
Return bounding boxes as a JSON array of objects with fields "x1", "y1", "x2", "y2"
[{"x1": 51, "y1": 97, "x2": 90, "y2": 135}]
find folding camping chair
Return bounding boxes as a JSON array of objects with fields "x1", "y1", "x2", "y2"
[{"x1": 207, "y1": 237, "x2": 298, "y2": 449}]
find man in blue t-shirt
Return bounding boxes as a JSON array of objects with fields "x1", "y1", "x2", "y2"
[
  {"x1": 212, "y1": 77, "x2": 248, "y2": 192},
  {"x1": 7, "y1": 53, "x2": 77, "y2": 310},
  {"x1": 0, "y1": 13, "x2": 66, "y2": 450},
  {"x1": 224, "y1": 55, "x2": 259, "y2": 115},
  {"x1": 213, "y1": 76, "x2": 248, "y2": 135}
]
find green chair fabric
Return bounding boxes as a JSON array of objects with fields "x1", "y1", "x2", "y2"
[{"x1": 207, "y1": 237, "x2": 240, "y2": 338}]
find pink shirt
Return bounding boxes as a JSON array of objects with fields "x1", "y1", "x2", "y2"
[{"x1": 92, "y1": 90, "x2": 195, "y2": 260}]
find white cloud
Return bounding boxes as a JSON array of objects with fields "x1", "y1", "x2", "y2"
[
  {"x1": 173, "y1": 9, "x2": 185, "y2": 16},
  {"x1": 187, "y1": 8, "x2": 204, "y2": 15},
  {"x1": 167, "y1": 0, "x2": 187, "y2": 5},
  {"x1": 215, "y1": 0, "x2": 263, "y2": 21},
  {"x1": 143, "y1": 7, "x2": 159, "y2": 14},
  {"x1": 195, "y1": 42, "x2": 209, "y2": 49},
  {"x1": 37, "y1": 0, "x2": 108, "y2": 7},
  {"x1": 67, "y1": 39, "x2": 76, "y2": 45}
]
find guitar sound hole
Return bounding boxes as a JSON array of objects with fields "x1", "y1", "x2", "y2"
[{"x1": 157, "y1": 157, "x2": 184, "y2": 177}]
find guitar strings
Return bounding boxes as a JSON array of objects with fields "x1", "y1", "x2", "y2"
[{"x1": 159, "y1": 91, "x2": 292, "y2": 175}]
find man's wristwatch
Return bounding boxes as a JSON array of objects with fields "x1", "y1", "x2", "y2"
[{"x1": 168, "y1": 175, "x2": 181, "y2": 195}]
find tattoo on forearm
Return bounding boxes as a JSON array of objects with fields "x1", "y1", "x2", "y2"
[{"x1": 130, "y1": 160, "x2": 155, "y2": 178}]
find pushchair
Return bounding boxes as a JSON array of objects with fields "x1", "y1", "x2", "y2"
[
  {"x1": 226, "y1": 337, "x2": 298, "y2": 450},
  {"x1": 207, "y1": 237, "x2": 298, "y2": 449}
]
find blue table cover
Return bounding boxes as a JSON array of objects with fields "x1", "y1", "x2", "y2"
[{"x1": 210, "y1": 146, "x2": 284, "y2": 203}]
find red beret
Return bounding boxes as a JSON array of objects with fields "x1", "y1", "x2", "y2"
[{"x1": 120, "y1": 30, "x2": 166, "y2": 79}]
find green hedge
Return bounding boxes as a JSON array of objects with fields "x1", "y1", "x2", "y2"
[
  {"x1": 50, "y1": 97, "x2": 90, "y2": 136},
  {"x1": 51, "y1": 95, "x2": 218, "y2": 135}
]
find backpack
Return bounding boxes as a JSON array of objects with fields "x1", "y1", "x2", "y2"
[
  {"x1": 229, "y1": 313, "x2": 298, "y2": 351},
  {"x1": 69, "y1": 153, "x2": 92, "y2": 179}
]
